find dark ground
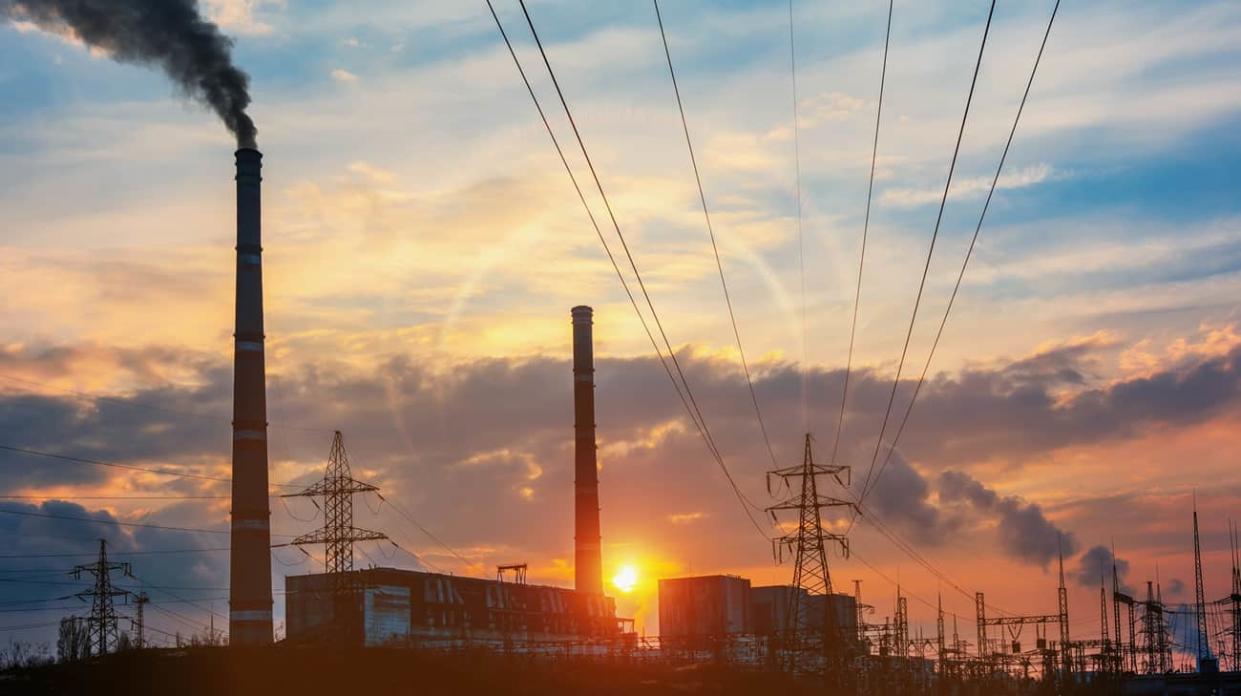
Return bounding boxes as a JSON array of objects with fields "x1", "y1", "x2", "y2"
[{"x1": 0, "y1": 646, "x2": 833, "y2": 695}]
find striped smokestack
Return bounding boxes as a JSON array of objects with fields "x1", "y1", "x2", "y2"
[
  {"x1": 229, "y1": 148, "x2": 273, "y2": 645},
  {"x1": 572, "y1": 306, "x2": 603, "y2": 595}
]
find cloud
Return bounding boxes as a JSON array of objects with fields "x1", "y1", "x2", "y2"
[
  {"x1": 938, "y1": 470, "x2": 1077, "y2": 566},
  {"x1": 202, "y1": 0, "x2": 285, "y2": 36},
  {"x1": 0, "y1": 499, "x2": 231, "y2": 643},
  {"x1": 886, "y1": 333, "x2": 1241, "y2": 467},
  {"x1": 879, "y1": 164, "x2": 1056, "y2": 208},
  {"x1": 330, "y1": 67, "x2": 358, "y2": 83}
]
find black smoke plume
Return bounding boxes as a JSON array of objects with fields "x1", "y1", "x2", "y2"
[{"x1": 2, "y1": 0, "x2": 257, "y2": 147}]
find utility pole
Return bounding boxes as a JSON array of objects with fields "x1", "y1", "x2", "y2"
[
  {"x1": 766, "y1": 433, "x2": 852, "y2": 673},
  {"x1": 284, "y1": 431, "x2": 388, "y2": 642},
  {"x1": 71, "y1": 539, "x2": 132, "y2": 657},
  {"x1": 131, "y1": 592, "x2": 149, "y2": 649}
]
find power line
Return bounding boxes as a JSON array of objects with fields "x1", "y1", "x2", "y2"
[
  {"x1": 868, "y1": 0, "x2": 1062, "y2": 497},
  {"x1": 377, "y1": 493, "x2": 471, "y2": 567},
  {"x1": 0, "y1": 547, "x2": 230, "y2": 560},
  {"x1": 0, "y1": 444, "x2": 231, "y2": 484},
  {"x1": 652, "y1": 0, "x2": 780, "y2": 472},
  {"x1": 0, "y1": 442, "x2": 302, "y2": 488},
  {"x1": 513, "y1": 0, "x2": 746, "y2": 506},
  {"x1": 830, "y1": 0, "x2": 893, "y2": 469},
  {"x1": 0, "y1": 621, "x2": 60, "y2": 632},
  {"x1": 0, "y1": 495, "x2": 231, "y2": 501},
  {"x1": 481, "y1": 0, "x2": 707, "y2": 490},
  {"x1": 787, "y1": 0, "x2": 808, "y2": 433},
  {"x1": 487, "y1": 0, "x2": 768, "y2": 538},
  {"x1": 0, "y1": 507, "x2": 296, "y2": 538},
  {"x1": 515, "y1": 0, "x2": 769, "y2": 532},
  {"x1": 857, "y1": 0, "x2": 997, "y2": 505},
  {"x1": 0, "y1": 371, "x2": 331, "y2": 435}
]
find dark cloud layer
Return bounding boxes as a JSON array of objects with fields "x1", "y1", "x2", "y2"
[
  {"x1": 0, "y1": 335, "x2": 1237, "y2": 643},
  {"x1": 0, "y1": 500, "x2": 229, "y2": 645}
]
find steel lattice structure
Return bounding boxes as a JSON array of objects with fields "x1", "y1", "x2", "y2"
[
  {"x1": 71, "y1": 539, "x2": 132, "y2": 657},
  {"x1": 283, "y1": 431, "x2": 387, "y2": 637},
  {"x1": 766, "y1": 434, "x2": 853, "y2": 671}
]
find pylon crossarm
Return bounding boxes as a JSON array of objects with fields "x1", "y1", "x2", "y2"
[
  {"x1": 282, "y1": 478, "x2": 378, "y2": 498},
  {"x1": 766, "y1": 496, "x2": 855, "y2": 512},
  {"x1": 768, "y1": 462, "x2": 849, "y2": 479},
  {"x1": 291, "y1": 528, "x2": 388, "y2": 547}
]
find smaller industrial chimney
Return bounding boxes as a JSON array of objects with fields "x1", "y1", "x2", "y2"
[{"x1": 572, "y1": 306, "x2": 603, "y2": 595}]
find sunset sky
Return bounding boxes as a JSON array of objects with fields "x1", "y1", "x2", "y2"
[{"x1": 2, "y1": 0, "x2": 1241, "y2": 650}]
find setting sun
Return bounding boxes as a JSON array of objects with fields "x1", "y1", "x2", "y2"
[{"x1": 611, "y1": 564, "x2": 639, "y2": 594}]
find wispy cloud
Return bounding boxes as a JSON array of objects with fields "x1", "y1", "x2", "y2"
[
  {"x1": 330, "y1": 67, "x2": 359, "y2": 83},
  {"x1": 878, "y1": 163, "x2": 1056, "y2": 208}
]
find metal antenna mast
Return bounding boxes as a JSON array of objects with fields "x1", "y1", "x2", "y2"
[
  {"x1": 1099, "y1": 576, "x2": 1112, "y2": 673},
  {"x1": 283, "y1": 431, "x2": 388, "y2": 637},
  {"x1": 1230, "y1": 520, "x2": 1240, "y2": 671},
  {"x1": 71, "y1": 539, "x2": 132, "y2": 657},
  {"x1": 1058, "y1": 539, "x2": 1072, "y2": 680},
  {"x1": 937, "y1": 592, "x2": 946, "y2": 668},
  {"x1": 131, "y1": 591, "x2": 149, "y2": 649},
  {"x1": 1111, "y1": 542, "x2": 1125, "y2": 671},
  {"x1": 1193, "y1": 499, "x2": 1209, "y2": 669},
  {"x1": 766, "y1": 433, "x2": 852, "y2": 671}
]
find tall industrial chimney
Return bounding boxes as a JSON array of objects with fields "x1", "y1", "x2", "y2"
[
  {"x1": 229, "y1": 148, "x2": 273, "y2": 645},
  {"x1": 572, "y1": 306, "x2": 603, "y2": 595}
]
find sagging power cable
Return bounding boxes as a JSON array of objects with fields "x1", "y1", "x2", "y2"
[
  {"x1": 651, "y1": 0, "x2": 780, "y2": 471},
  {"x1": 857, "y1": 0, "x2": 998, "y2": 504},
  {"x1": 486, "y1": 0, "x2": 768, "y2": 539},
  {"x1": 866, "y1": 0, "x2": 1062, "y2": 503},
  {"x1": 830, "y1": 0, "x2": 893, "y2": 469}
]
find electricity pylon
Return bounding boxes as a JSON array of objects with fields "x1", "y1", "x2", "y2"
[
  {"x1": 131, "y1": 591, "x2": 149, "y2": 649},
  {"x1": 283, "y1": 431, "x2": 387, "y2": 640},
  {"x1": 71, "y1": 539, "x2": 132, "y2": 657},
  {"x1": 766, "y1": 433, "x2": 853, "y2": 673}
]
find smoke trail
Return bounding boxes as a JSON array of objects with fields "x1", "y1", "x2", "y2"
[{"x1": 2, "y1": 0, "x2": 257, "y2": 147}]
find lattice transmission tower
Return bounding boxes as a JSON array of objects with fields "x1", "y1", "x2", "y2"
[
  {"x1": 766, "y1": 433, "x2": 853, "y2": 672},
  {"x1": 71, "y1": 539, "x2": 132, "y2": 657},
  {"x1": 283, "y1": 431, "x2": 388, "y2": 638}
]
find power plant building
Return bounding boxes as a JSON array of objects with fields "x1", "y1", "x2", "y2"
[
  {"x1": 659, "y1": 575, "x2": 860, "y2": 647},
  {"x1": 750, "y1": 585, "x2": 859, "y2": 638},
  {"x1": 658, "y1": 575, "x2": 752, "y2": 639},
  {"x1": 286, "y1": 568, "x2": 624, "y2": 647}
]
